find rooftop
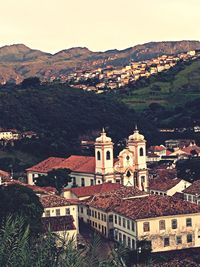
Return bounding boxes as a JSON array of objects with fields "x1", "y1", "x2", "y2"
[
  {"x1": 26, "y1": 155, "x2": 96, "y2": 174},
  {"x1": 183, "y1": 180, "x2": 200, "y2": 195},
  {"x1": 149, "y1": 177, "x2": 181, "y2": 191},
  {"x1": 40, "y1": 194, "x2": 75, "y2": 208},
  {"x1": 42, "y1": 215, "x2": 76, "y2": 232},
  {"x1": 114, "y1": 195, "x2": 200, "y2": 220},
  {"x1": 64, "y1": 182, "x2": 122, "y2": 198}
]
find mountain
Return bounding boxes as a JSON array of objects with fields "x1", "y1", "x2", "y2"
[{"x1": 0, "y1": 40, "x2": 200, "y2": 84}]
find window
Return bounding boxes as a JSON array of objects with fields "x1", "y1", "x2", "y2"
[
  {"x1": 123, "y1": 234, "x2": 126, "y2": 245},
  {"x1": 127, "y1": 237, "x2": 131, "y2": 248},
  {"x1": 66, "y1": 208, "x2": 70, "y2": 215},
  {"x1": 159, "y1": 220, "x2": 165, "y2": 230},
  {"x1": 187, "y1": 234, "x2": 192, "y2": 243},
  {"x1": 127, "y1": 170, "x2": 131, "y2": 178},
  {"x1": 115, "y1": 215, "x2": 117, "y2": 224},
  {"x1": 119, "y1": 233, "x2": 122, "y2": 243},
  {"x1": 171, "y1": 219, "x2": 177, "y2": 229},
  {"x1": 92, "y1": 210, "x2": 94, "y2": 217},
  {"x1": 127, "y1": 220, "x2": 130, "y2": 230},
  {"x1": 143, "y1": 222, "x2": 150, "y2": 232},
  {"x1": 176, "y1": 236, "x2": 182, "y2": 245},
  {"x1": 126, "y1": 155, "x2": 130, "y2": 161},
  {"x1": 123, "y1": 218, "x2": 126, "y2": 228},
  {"x1": 90, "y1": 179, "x2": 94, "y2": 186},
  {"x1": 141, "y1": 176, "x2": 145, "y2": 183},
  {"x1": 94, "y1": 211, "x2": 97, "y2": 218},
  {"x1": 186, "y1": 218, "x2": 192, "y2": 227},
  {"x1": 101, "y1": 214, "x2": 103, "y2": 221},
  {"x1": 98, "y1": 212, "x2": 100, "y2": 220},
  {"x1": 106, "y1": 151, "x2": 111, "y2": 160},
  {"x1": 45, "y1": 210, "x2": 50, "y2": 217},
  {"x1": 109, "y1": 215, "x2": 113, "y2": 222},
  {"x1": 140, "y1": 147, "x2": 144, "y2": 156},
  {"x1": 56, "y1": 209, "x2": 60, "y2": 216},
  {"x1": 119, "y1": 216, "x2": 121, "y2": 226},
  {"x1": 132, "y1": 221, "x2": 135, "y2": 231},
  {"x1": 188, "y1": 195, "x2": 192, "y2": 202},
  {"x1": 164, "y1": 237, "x2": 170, "y2": 247},
  {"x1": 97, "y1": 151, "x2": 101, "y2": 160},
  {"x1": 104, "y1": 214, "x2": 107, "y2": 222},
  {"x1": 132, "y1": 239, "x2": 135, "y2": 249},
  {"x1": 114, "y1": 230, "x2": 118, "y2": 240},
  {"x1": 87, "y1": 208, "x2": 91, "y2": 216},
  {"x1": 81, "y1": 178, "x2": 85, "y2": 187}
]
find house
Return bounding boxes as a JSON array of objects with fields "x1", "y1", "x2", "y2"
[
  {"x1": 183, "y1": 180, "x2": 200, "y2": 205},
  {"x1": 78, "y1": 186, "x2": 148, "y2": 239},
  {"x1": 27, "y1": 127, "x2": 149, "y2": 192},
  {"x1": 113, "y1": 195, "x2": 200, "y2": 252},
  {"x1": 79, "y1": 189, "x2": 200, "y2": 253},
  {"x1": 170, "y1": 143, "x2": 200, "y2": 157},
  {"x1": 149, "y1": 168, "x2": 191, "y2": 196},
  {"x1": 40, "y1": 194, "x2": 79, "y2": 241},
  {"x1": 148, "y1": 145, "x2": 167, "y2": 157},
  {"x1": 63, "y1": 183, "x2": 122, "y2": 200}
]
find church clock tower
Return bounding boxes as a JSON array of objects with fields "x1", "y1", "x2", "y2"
[
  {"x1": 127, "y1": 126, "x2": 148, "y2": 191},
  {"x1": 95, "y1": 129, "x2": 114, "y2": 183}
]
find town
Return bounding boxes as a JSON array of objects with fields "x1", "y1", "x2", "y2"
[
  {"x1": 47, "y1": 50, "x2": 200, "y2": 93},
  {"x1": 1, "y1": 127, "x2": 200, "y2": 265}
]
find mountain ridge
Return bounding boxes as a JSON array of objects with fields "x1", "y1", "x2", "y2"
[{"x1": 0, "y1": 40, "x2": 200, "y2": 84}]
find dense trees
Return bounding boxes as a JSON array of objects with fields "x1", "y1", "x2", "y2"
[
  {"x1": 0, "y1": 184, "x2": 43, "y2": 234},
  {"x1": 35, "y1": 168, "x2": 71, "y2": 194}
]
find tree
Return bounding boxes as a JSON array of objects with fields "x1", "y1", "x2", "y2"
[
  {"x1": 0, "y1": 184, "x2": 43, "y2": 234},
  {"x1": 35, "y1": 168, "x2": 72, "y2": 194},
  {"x1": 21, "y1": 77, "x2": 40, "y2": 88}
]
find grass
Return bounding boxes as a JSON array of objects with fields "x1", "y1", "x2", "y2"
[{"x1": 121, "y1": 59, "x2": 200, "y2": 110}]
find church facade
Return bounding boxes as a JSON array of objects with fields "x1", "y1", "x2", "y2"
[{"x1": 27, "y1": 128, "x2": 149, "y2": 192}]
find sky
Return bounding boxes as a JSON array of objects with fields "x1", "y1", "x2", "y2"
[{"x1": 0, "y1": 0, "x2": 200, "y2": 53}]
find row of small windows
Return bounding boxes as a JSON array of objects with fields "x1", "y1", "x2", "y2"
[
  {"x1": 164, "y1": 234, "x2": 193, "y2": 247},
  {"x1": 150, "y1": 191, "x2": 167, "y2": 196},
  {"x1": 85, "y1": 208, "x2": 108, "y2": 222},
  {"x1": 115, "y1": 231, "x2": 136, "y2": 250},
  {"x1": 97, "y1": 151, "x2": 111, "y2": 161},
  {"x1": 45, "y1": 208, "x2": 70, "y2": 217},
  {"x1": 114, "y1": 215, "x2": 135, "y2": 231},
  {"x1": 143, "y1": 218, "x2": 192, "y2": 232},
  {"x1": 88, "y1": 220, "x2": 107, "y2": 236}
]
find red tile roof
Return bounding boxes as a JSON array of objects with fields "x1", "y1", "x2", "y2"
[
  {"x1": 182, "y1": 145, "x2": 200, "y2": 155},
  {"x1": 183, "y1": 180, "x2": 200, "y2": 194},
  {"x1": 40, "y1": 194, "x2": 74, "y2": 208},
  {"x1": 113, "y1": 195, "x2": 200, "y2": 220},
  {"x1": 149, "y1": 145, "x2": 166, "y2": 152},
  {"x1": 64, "y1": 183, "x2": 122, "y2": 198},
  {"x1": 149, "y1": 177, "x2": 181, "y2": 191},
  {"x1": 42, "y1": 215, "x2": 76, "y2": 232},
  {"x1": 26, "y1": 155, "x2": 96, "y2": 174},
  {"x1": 81, "y1": 186, "x2": 147, "y2": 212},
  {"x1": 0, "y1": 170, "x2": 10, "y2": 178}
]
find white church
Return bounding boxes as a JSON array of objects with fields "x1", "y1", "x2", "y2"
[{"x1": 27, "y1": 127, "x2": 149, "y2": 191}]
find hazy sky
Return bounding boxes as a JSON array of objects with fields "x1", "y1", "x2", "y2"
[{"x1": 0, "y1": 0, "x2": 200, "y2": 53}]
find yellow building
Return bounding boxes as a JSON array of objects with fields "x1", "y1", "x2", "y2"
[{"x1": 40, "y1": 194, "x2": 79, "y2": 243}]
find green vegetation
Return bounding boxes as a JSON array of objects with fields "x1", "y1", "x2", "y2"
[
  {"x1": 36, "y1": 168, "x2": 72, "y2": 194},
  {"x1": 0, "y1": 184, "x2": 43, "y2": 234},
  {"x1": 119, "y1": 58, "x2": 200, "y2": 110},
  {"x1": 0, "y1": 217, "x2": 125, "y2": 267}
]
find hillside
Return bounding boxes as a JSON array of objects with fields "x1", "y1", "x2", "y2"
[
  {"x1": 0, "y1": 40, "x2": 200, "y2": 84},
  {"x1": 120, "y1": 58, "x2": 200, "y2": 110}
]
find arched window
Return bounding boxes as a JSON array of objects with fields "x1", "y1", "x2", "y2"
[
  {"x1": 127, "y1": 170, "x2": 131, "y2": 178},
  {"x1": 106, "y1": 151, "x2": 111, "y2": 160},
  {"x1": 140, "y1": 147, "x2": 144, "y2": 156},
  {"x1": 97, "y1": 151, "x2": 101, "y2": 160}
]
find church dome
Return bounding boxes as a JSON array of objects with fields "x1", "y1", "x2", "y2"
[
  {"x1": 128, "y1": 127, "x2": 145, "y2": 141},
  {"x1": 96, "y1": 128, "x2": 112, "y2": 143}
]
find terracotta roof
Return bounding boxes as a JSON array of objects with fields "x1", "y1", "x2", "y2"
[
  {"x1": 182, "y1": 145, "x2": 200, "y2": 155},
  {"x1": 149, "y1": 177, "x2": 181, "y2": 191},
  {"x1": 147, "y1": 152, "x2": 160, "y2": 158},
  {"x1": 183, "y1": 180, "x2": 200, "y2": 194},
  {"x1": 42, "y1": 215, "x2": 76, "y2": 232},
  {"x1": 113, "y1": 195, "x2": 200, "y2": 220},
  {"x1": 26, "y1": 155, "x2": 96, "y2": 174},
  {"x1": 81, "y1": 186, "x2": 147, "y2": 212},
  {"x1": 149, "y1": 145, "x2": 166, "y2": 152},
  {"x1": 1, "y1": 178, "x2": 56, "y2": 194},
  {"x1": 0, "y1": 170, "x2": 10, "y2": 178},
  {"x1": 64, "y1": 183, "x2": 122, "y2": 198},
  {"x1": 40, "y1": 194, "x2": 73, "y2": 208}
]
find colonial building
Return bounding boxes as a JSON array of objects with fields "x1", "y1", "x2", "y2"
[
  {"x1": 79, "y1": 190, "x2": 200, "y2": 252},
  {"x1": 183, "y1": 180, "x2": 200, "y2": 205},
  {"x1": 40, "y1": 194, "x2": 79, "y2": 243},
  {"x1": 27, "y1": 127, "x2": 149, "y2": 191}
]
